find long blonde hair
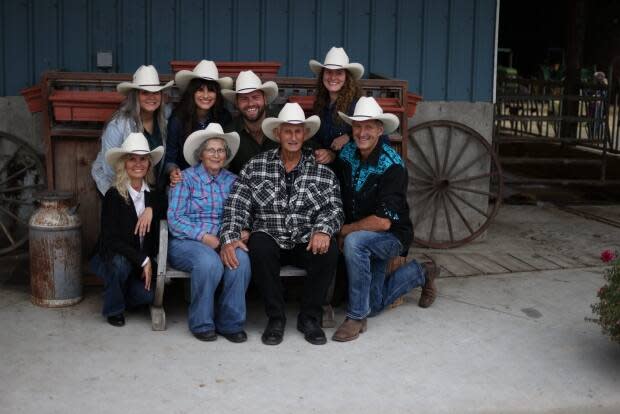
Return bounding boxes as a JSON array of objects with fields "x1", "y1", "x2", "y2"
[
  {"x1": 108, "y1": 90, "x2": 168, "y2": 144},
  {"x1": 112, "y1": 154, "x2": 155, "y2": 203}
]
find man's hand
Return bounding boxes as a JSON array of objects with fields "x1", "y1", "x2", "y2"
[
  {"x1": 135, "y1": 207, "x2": 153, "y2": 237},
  {"x1": 220, "y1": 240, "x2": 249, "y2": 269},
  {"x1": 314, "y1": 149, "x2": 336, "y2": 165},
  {"x1": 306, "y1": 232, "x2": 331, "y2": 255},
  {"x1": 169, "y1": 168, "x2": 183, "y2": 187},
  {"x1": 240, "y1": 230, "x2": 250, "y2": 243},
  {"x1": 330, "y1": 134, "x2": 350, "y2": 151},
  {"x1": 201, "y1": 234, "x2": 221, "y2": 250},
  {"x1": 142, "y1": 260, "x2": 152, "y2": 291}
]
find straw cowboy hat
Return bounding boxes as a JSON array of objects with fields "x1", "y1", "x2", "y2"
[
  {"x1": 116, "y1": 65, "x2": 173, "y2": 95},
  {"x1": 174, "y1": 60, "x2": 233, "y2": 92},
  {"x1": 222, "y1": 70, "x2": 279, "y2": 104},
  {"x1": 261, "y1": 103, "x2": 321, "y2": 142},
  {"x1": 182, "y1": 123, "x2": 240, "y2": 167},
  {"x1": 308, "y1": 47, "x2": 364, "y2": 80},
  {"x1": 105, "y1": 132, "x2": 164, "y2": 166},
  {"x1": 338, "y1": 96, "x2": 400, "y2": 134}
]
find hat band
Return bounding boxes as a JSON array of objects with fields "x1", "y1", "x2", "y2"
[
  {"x1": 324, "y1": 63, "x2": 345, "y2": 68},
  {"x1": 137, "y1": 83, "x2": 162, "y2": 87},
  {"x1": 282, "y1": 119, "x2": 305, "y2": 124},
  {"x1": 237, "y1": 86, "x2": 261, "y2": 93}
]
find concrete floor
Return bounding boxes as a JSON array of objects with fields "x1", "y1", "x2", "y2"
[{"x1": 1, "y1": 204, "x2": 620, "y2": 413}]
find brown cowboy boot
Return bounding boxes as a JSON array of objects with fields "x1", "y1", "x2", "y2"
[
  {"x1": 419, "y1": 261, "x2": 439, "y2": 308},
  {"x1": 332, "y1": 318, "x2": 368, "y2": 342}
]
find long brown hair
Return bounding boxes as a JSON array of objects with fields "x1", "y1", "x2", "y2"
[
  {"x1": 109, "y1": 89, "x2": 168, "y2": 144},
  {"x1": 173, "y1": 78, "x2": 227, "y2": 140},
  {"x1": 313, "y1": 68, "x2": 361, "y2": 122}
]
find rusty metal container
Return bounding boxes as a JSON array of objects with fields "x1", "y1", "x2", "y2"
[{"x1": 29, "y1": 191, "x2": 82, "y2": 307}]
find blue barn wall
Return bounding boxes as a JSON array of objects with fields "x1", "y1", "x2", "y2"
[{"x1": 0, "y1": 0, "x2": 497, "y2": 101}]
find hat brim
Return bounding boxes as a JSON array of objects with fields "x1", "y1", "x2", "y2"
[
  {"x1": 105, "y1": 146, "x2": 165, "y2": 168},
  {"x1": 174, "y1": 71, "x2": 233, "y2": 92},
  {"x1": 116, "y1": 80, "x2": 173, "y2": 95},
  {"x1": 182, "y1": 129, "x2": 240, "y2": 167},
  {"x1": 308, "y1": 60, "x2": 364, "y2": 80},
  {"x1": 337, "y1": 112, "x2": 400, "y2": 135},
  {"x1": 221, "y1": 81, "x2": 279, "y2": 104},
  {"x1": 261, "y1": 115, "x2": 321, "y2": 142}
]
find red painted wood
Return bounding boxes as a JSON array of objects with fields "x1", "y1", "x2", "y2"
[
  {"x1": 49, "y1": 90, "x2": 123, "y2": 122},
  {"x1": 20, "y1": 84, "x2": 44, "y2": 113}
]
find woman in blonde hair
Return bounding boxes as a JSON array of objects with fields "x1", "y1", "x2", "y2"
[{"x1": 90, "y1": 132, "x2": 165, "y2": 327}]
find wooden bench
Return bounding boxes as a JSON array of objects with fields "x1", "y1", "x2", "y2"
[{"x1": 150, "y1": 220, "x2": 336, "y2": 331}]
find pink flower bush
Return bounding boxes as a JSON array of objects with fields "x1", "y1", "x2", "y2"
[
  {"x1": 601, "y1": 249, "x2": 616, "y2": 263},
  {"x1": 591, "y1": 249, "x2": 620, "y2": 343}
]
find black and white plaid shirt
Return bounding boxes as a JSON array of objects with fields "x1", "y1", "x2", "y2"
[{"x1": 220, "y1": 148, "x2": 344, "y2": 249}]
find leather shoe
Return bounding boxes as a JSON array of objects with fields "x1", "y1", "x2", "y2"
[
  {"x1": 218, "y1": 330, "x2": 247, "y2": 343},
  {"x1": 419, "y1": 261, "x2": 440, "y2": 308},
  {"x1": 262, "y1": 318, "x2": 285, "y2": 345},
  {"x1": 193, "y1": 330, "x2": 217, "y2": 342},
  {"x1": 297, "y1": 316, "x2": 327, "y2": 345},
  {"x1": 332, "y1": 318, "x2": 367, "y2": 342},
  {"x1": 107, "y1": 313, "x2": 125, "y2": 327}
]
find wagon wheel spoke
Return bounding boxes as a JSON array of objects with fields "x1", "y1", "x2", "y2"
[
  {"x1": 410, "y1": 138, "x2": 437, "y2": 178},
  {"x1": 444, "y1": 137, "x2": 468, "y2": 178},
  {"x1": 447, "y1": 189, "x2": 490, "y2": 218},
  {"x1": 0, "y1": 143, "x2": 25, "y2": 176},
  {"x1": 429, "y1": 127, "x2": 441, "y2": 175},
  {"x1": 445, "y1": 191, "x2": 475, "y2": 235},
  {"x1": 441, "y1": 192, "x2": 455, "y2": 243},
  {"x1": 0, "y1": 205, "x2": 29, "y2": 226},
  {"x1": 414, "y1": 189, "x2": 439, "y2": 228},
  {"x1": 449, "y1": 172, "x2": 498, "y2": 185},
  {"x1": 448, "y1": 151, "x2": 489, "y2": 181},
  {"x1": 409, "y1": 162, "x2": 434, "y2": 181},
  {"x1": 450, "y1": 185, "x2": 498, "y2": 198},
  {"x1": 0, "y1": 184, "x2": 44, "y2": 194},
  {"x1": 428, "y1": 191, "x2": 441, "y2": 243},
  {"x1": 0, "y1": 222, "x2": 16, "y2": 245},
  {"x1": 0, "y1": 161, "x2": 36, "y2": 187},
  {"x1": 440, "y1": 125, "x2": 453, "y2": 178},
  {"x1": 0, "y1": 196, "x2": 37, "y2": 206}
]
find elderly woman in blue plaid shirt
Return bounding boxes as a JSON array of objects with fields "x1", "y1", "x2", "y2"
[{"x1": 166, "y1": 123, "x2": 251, "y2": 343}]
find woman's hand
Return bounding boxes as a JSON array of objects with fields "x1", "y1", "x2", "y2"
[
  {"x1": 240, "y1": 230, "x2": 250, "y2": 243},
  {"x1": 142, "y1": 260, "x2": 152, "y2": 291},
  {"x1": 169, "y1": 168, "x2": 183, "y2": 187},
  {"x1": 135, "y1": 207, "x2": 153, "y2": 237},
  {"x1": 201, "y1": 233, "x2": 221, "y2": 250},
  {"x1": 330, "y1": 134, "x2": 350, "y2": 151}
]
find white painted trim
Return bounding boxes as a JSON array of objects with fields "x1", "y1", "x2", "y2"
[{"x1": 492, "y1": 0, "x2": 500, "y2": 104}]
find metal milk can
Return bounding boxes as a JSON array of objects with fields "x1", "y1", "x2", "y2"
[{"x1": 29, "y1": 191, "x2": 82, "y2": 307}]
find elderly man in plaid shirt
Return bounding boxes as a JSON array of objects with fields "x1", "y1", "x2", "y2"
[{"x1": 220, "y1": 103, "x2": 344, "y2": 346}]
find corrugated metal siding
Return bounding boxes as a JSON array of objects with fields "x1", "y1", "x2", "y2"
[{"x1": 0, "y1": 0, "x2": 497, "y2": 101}]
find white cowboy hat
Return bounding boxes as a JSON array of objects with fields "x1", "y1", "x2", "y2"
[
  {"x1": 338, "y1": 96, "x2": 400, "y2": 134},
  {"x1": 221, "y1": 70, "x2": 279, "y2": 104},
  {"x1": 174, "y1": 60, "x2": 233, "y2": 92},
  {"x1": 261, "y1": 103, "x2": 321, "y2": 142},
  {"x1": 182, "y1": 123, "x2": 240, "y2": 167},
  {"x1": 308, "y1": 47, "x2": 364, "y2": 80},
  {"x1": 116, "y1": 65, "x2": 173, "y2": 95},
  {"x1": 105, "y1": 132, "x2": 164, "y2": 166}
]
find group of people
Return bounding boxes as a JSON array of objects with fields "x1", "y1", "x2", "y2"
[{"x1": 89, "y1": 47, "x2": 439, "y2": 346}]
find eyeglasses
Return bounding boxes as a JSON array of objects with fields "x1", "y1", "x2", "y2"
[{"x1": 204, "y1": 148, "x2": 227, "y2": 156}]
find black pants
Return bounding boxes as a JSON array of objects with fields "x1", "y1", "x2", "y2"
[{"x1": 248, "y1": 231, "x2": 338, "y2": 322}]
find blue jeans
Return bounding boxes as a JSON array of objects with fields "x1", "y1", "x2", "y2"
[
  {"x1": 343, "y1": 230, "x2": 426, "y2": 320},
  {"x1": 168, "y1": 238, "x2": 251, "y2": 334},
  {"x1": 90, "y1": 253, "x2": 155, "y2": 317}
]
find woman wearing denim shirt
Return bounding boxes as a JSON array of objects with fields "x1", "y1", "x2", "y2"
[{"x1": 166, "y1": 123, "x2": 251, "y2": 343}]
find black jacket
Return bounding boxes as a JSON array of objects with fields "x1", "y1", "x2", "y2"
[{"x1": 95, "y1": 186, "x2": 164, "y2": 267}]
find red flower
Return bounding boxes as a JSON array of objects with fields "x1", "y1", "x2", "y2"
[{"x1": 601, "y1": 249, "x2": 616, "y2": 263}]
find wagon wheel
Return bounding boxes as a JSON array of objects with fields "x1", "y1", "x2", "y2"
[
  {"x1": 0, "y1": 131, "x2": 46, "y2": 255},
  {"x1": 407, "y1": 120, "x2": 503, "y2": 248}
]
